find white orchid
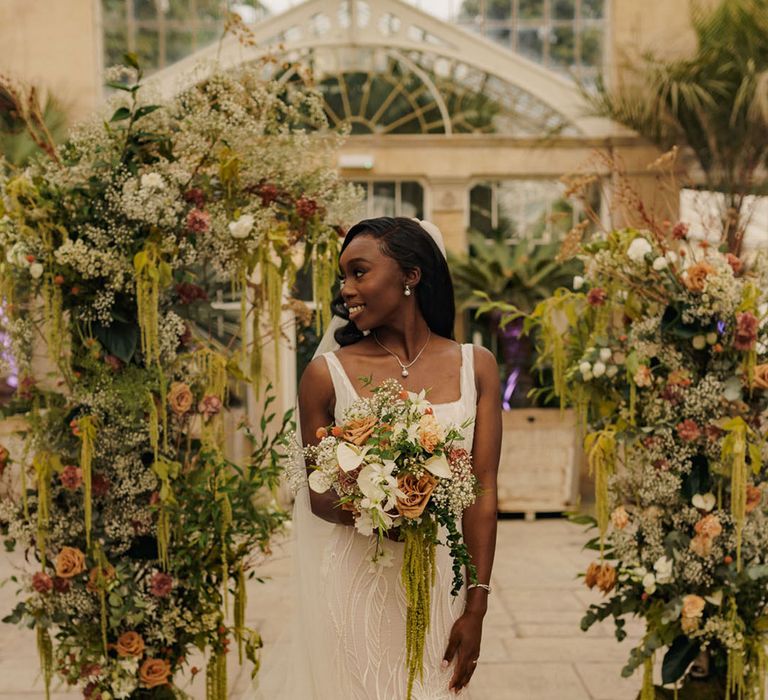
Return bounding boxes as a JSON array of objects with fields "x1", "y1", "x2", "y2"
[
  {"x1": 424, "y1": 453, "x2": 452, "y2": 479},
  {"x1": 336, "y1": 442, "x2": 371, "y2": 472}
]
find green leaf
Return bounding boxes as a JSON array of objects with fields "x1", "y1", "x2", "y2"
[
  {"x1": 92, "y1": 320, "x2": 139, "y2": 364},
  {"x1": 123, "y1": 52, "x2": 140, "y2": 70},
  {"x1": 106, "y1": 82, "x2": 133, "y2": 93},
  {"x1": 110, "y1": 107, "x2": 131, "y2": 123},
  {"x1": 661, "y1": 635, "x2": 700, "y2": 684},
  {"x1": 135, "y1": 105, "x2": 161, "y2": 120}
]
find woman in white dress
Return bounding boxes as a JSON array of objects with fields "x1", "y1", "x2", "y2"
[{"x1": 294, "y1": 217, "x2": 501, "y2": 698}]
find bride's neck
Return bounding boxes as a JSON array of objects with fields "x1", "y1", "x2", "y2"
[{"x1": 372, "y1": 317, "x2": 432, "y2": 361}]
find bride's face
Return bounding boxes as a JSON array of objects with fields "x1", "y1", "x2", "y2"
[{"x1": 338, "y1": 234, "x2": 412, "y2": 331}]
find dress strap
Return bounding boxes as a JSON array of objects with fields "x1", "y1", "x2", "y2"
[
  {"x1": 460, "y1": 344, "x2": 477, "y2": 407},
  {"x1": 322, "y1": 352, "x2": 357, "y2": 419}
]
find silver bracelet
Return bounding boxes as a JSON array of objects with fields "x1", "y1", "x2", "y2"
[{"x1": 467, "y1": 583, "x2": 492, "y2": 594}]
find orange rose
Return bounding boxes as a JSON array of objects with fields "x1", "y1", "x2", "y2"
[
  {"x1": 683, "y1": 262, "x2": 715, "y2": 292},
  {"x1": 746, "y1": 484, "x2": 762, "y2": 513},
  {"x1": 116, "y1": 631, "x2": 145, "y2": 658},
  {"x1": 694, "y1": 514, "x2": 722, "y2": 539},
  {"x1": 86, "y1": 564, "x2": 116, "y2": 593},
  {"x1": 55, "y1": 547, "x2": 86, "y2": 579},
  {"x1": 690, "y1": 534, "x2": 713, "y2": 557},
  {"x1": 752, "y1": 364, "x2": 768, "y2": 390},
  {"x1": 343, "y1": 416, "x2": 377, "y2": 446},
  {"x1": 417, "y1": 413, "x2": 443, "y2": 454},
  {"x1": 168, "y1": 382, "x2": 194, "y2": 416},
  {"x1": 139, "y1": 658, "x2": 171, "y2": 688},
  {"x1": 681, "y1": 594, "x2": 706, "y2": 634},
  {"x1": 596, "y1": 563, "x2": 617, "y2": 594},
  {"x1": 396, "y1": 473, "x2": 437, "y2": 519},
  {"x1": 584, "y1": 561, "x2": 601, "y2": 589}
]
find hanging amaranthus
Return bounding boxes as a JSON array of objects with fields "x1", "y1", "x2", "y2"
[
  {"x1": 195, "y1": 349, "x2": 228, "y2": 449},
  {"x1": 134, "y1": 246, "x2": 171, "y2": 366},
  {"x1": 402, "y1": 518, "x2": 438, "y2": 700},
  {"x1": 32, "y1": 452, "x2": 55, "y2": 566},
  {"x1": 152, "y1": 458, "x2": 179, "y2": 570},
  {"x1": 584, "y1": 427, "x2": 617, "y2": 552},
  {"x1": 721, "y1": 417, "x2": 762, "y2": 570},
  {"x1": 206, "y1": 648, "x2": 227, "y2": 700},
  {"x1": 76, "y1": 416, "x2": 97, "y2": 548},
  {"x1": 234, "y1": 561, "x2": 247, "y2": 664},
  {"x1": 36, "y1": 625, "x2": 53, "y2": 700}
]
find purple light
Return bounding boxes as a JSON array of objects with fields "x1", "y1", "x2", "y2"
[
  {"x1": 717, "y1": 320, "x2": 726, "y2": 335},
  {"x1": 502, "y1": 368, "x2": 521, "y2": 411}
]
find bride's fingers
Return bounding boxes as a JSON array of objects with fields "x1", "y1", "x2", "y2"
[{"x1": 442, "y1": 632, "x2": 460, "y2": 668}]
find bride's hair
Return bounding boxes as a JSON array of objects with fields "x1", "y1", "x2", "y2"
[{"x1": 331, "y1": 217, "x2": 456, "y2": 347}]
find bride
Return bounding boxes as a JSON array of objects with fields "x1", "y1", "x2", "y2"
[{"x1": 290, "y1": 217, "x2": 501, "y2": 699}]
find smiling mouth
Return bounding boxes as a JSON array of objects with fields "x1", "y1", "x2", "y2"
[{"x1": 347, "y1": 304, "x2": 366, "y2": 318}]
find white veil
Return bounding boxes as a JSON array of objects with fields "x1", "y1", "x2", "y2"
[{"x1": 256, "y1": 219, "x2": 447, "y2": 699}]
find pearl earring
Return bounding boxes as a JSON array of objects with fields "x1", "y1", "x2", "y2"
[{"x1": 404, "y1": 285, "x2": 411, "y2": 296}]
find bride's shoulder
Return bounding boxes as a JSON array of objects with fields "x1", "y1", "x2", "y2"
[{"x1": 299, "y1": 354, "x2": 334, "y2": 395}]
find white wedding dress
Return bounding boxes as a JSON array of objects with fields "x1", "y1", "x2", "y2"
[{"x1": 282, "y1": 343, "x2": 477, "y2": 700}]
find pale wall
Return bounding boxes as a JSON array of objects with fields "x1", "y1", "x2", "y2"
[
  {"x1": 0, "y1": 0, "x2": 102, "y2": 121},
  {"x1": 609, "y1": 0, "x2": 715, "y2": 86}
]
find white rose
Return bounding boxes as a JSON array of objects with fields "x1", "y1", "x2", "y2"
[
  {"x1": 642, "y1": 572, "x2": 657, "y2": 594},
  {"x1": 652, "y1": 256, "x2": 668, "y2": 271},
  {"x1": 140, "y1": 172, "x2": 165, "y2": 190},
  {"x1": 229, "y1": 214, "x2": 255, "y2": 239},
  {"x1": 692, "y1": 335, "x2": 707, "y2": 350},
  {"x1": 592, "y1": 361, "x2": 606, "y2": 378},
  {"x1": 573, "y1": 275, "x2": 584, "y2": 290},
  {"x1": 579, "y1": 361, "x2": 592, "y2": 378},
  {"x1": 723, "y1": 376, "x2": 742, "y2": 401},
  {"x1": 29, "y1": 262, "x2": 44, "y2": 279},
  {"x1": 308, "y1": 469, "x2": 333, "y2": 494},
  {"x1": 599, "y1": 348, "x2": 612, "y2": 362},
  {"x1": 581, "y1": 370, "x2": 593, "y2": 381},
  {"x1": 627, "y1": 237, "x2": 653, "y2": 263},
  {"x1": 606, "y1": 365, "x2": 619, "y2": 378}
]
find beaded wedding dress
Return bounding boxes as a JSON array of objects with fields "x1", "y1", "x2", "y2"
[{"x1": 278, "y1": 343, "x2": 477, "y2": 700}]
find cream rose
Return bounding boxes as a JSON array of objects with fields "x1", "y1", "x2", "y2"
[
  {"x1": 610, "y1": 505, "x2": 630, "y2": 530},
  {"x1": 139, "y1": 657, "x2": 171, "y2": 688},
  {"x1": 689, "y1": 534, "x2": 713, "y2": 557},
  {"x1": 417, "y1": 413, "x2": 443, "y2": 454},
  {"x1": 168, "y1": 382, "x2": 194, "y2": 415},
  {"x1": 343, "y1": 416, "x2": 377, "y2": 446},
  {"x1": 54, "y1": 546, "x2": 86, "y2": 579},
  {"x1": 116, "y1": 631, "x2": 146, "y2": 658},
  {"x1": 395, "y1": 472, "x2": 437, "y2": 519},
  {"x1": 682, "y1": 595, "x2": 706, "y2": 618}
]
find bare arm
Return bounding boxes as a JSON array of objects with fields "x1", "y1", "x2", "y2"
[
  {"x1": 462, "y1": 345, "x2": 501, "y2": 616},
  {"x1": 298, "y1": 356, "x2": 354, "y2": 527},
  {"x1": 444, "y1": 345, "x2": 501, "y2": 691}
]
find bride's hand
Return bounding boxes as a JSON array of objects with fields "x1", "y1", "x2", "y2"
[{"x1": 442, "y1": 611, "x2": 483, "y2": 693}]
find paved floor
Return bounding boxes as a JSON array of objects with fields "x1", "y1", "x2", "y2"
[{"x1": 0, "y1": 518, "x2": 646, "y2": 699}]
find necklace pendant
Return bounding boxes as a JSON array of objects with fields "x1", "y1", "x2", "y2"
[{"x1": 401, "y1": 369, "x2": 409, "y2": 378}]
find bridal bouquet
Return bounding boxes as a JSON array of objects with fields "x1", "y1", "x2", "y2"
[{"x1": 304, "y1": 378, "x2": 478, "y2": 698}]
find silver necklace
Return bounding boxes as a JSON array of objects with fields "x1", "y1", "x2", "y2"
[{"x1": 372, "y1": 330, "x2": 432, "y2": 378}]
